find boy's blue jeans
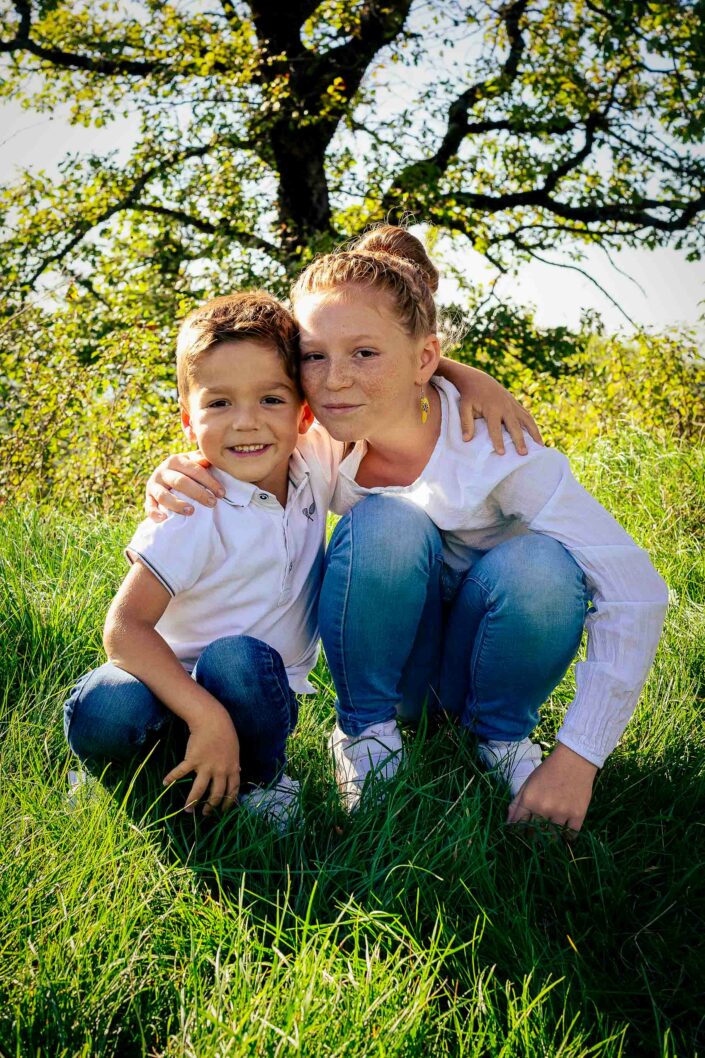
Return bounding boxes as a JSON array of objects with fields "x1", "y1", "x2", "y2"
[
  {"x1": 319, "y1": 495, "x2": 589, "y2": 739},
  {"x1": 63, "y1": 635, "x2": 298, "y2": 788}
]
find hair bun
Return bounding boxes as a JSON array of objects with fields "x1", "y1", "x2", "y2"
[{"x1": 353, "y1": 225, "x2": 439, "y2": 294}]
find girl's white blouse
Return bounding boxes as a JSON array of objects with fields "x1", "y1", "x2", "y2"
[{"x1": 332, "y1": 377, "x2": 669, "y2": 767}]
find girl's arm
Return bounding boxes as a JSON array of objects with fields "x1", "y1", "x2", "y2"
[
  {"x1": 143, "y1": 451, "x2": 223, "y2": 522},
  {"x1": 143, "y1": 361, "x2": 543, "y2": 521},
  {"x1": 494, "y1": 448, "x2": 669, "y2": 831},
  {"x1": 104, "y1": 561, "x2": 240, "y2": 815},
  {"x1": 435, "y1": 356, "x2": 543, "y2": 455}
]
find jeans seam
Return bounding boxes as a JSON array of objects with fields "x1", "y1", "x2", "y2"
[
  {"x1": 464, "y1": 578, "x2": 493, "y2": 729},
  {"x1": 332, "y1": 514, "x2": 354, "y2": 721},
  {"x1": 264, "y1": 643, "x2": 297, "y2": 734}
]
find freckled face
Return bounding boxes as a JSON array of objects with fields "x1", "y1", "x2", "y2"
[{"x1": 296, "y1": 287, "x2": 427, "y2": 443}]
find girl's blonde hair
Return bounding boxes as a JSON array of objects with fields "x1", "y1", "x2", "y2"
[{"x1": 290, "y1": 226, "x2": 440, "y2": 339}]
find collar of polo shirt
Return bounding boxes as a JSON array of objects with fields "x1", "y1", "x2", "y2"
[
  {"x1": 210, "y1": 457, "x2": 312, "y2": 509},
  {"x1": 210, "y1": 468, "x2": 262, "y2": 508}
]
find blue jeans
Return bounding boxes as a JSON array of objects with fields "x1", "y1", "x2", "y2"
[
  {"x1": 63, "y1": 635, "x2": 298, "y2": 788},
  {"x1": 319, "y1": 495, "x2": 589, "y2": 739}
]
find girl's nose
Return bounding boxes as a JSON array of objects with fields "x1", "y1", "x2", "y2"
[{"x1": 326, "y1": 360, "x2": 353, "y2": 389}]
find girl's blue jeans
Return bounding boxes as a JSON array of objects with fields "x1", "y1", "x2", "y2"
[
  {"x1": 319, "y1": 495, "x2": 589, "y2": 739},
  {"x1": 63, "y1": 635, "x2": 298, "y2": 788}
]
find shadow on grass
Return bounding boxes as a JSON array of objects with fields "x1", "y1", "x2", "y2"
[{"x1": 90, "y1": 718, "x2": 705, "y2": 1057}]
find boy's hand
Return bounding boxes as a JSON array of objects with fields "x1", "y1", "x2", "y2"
[
  {"x1": 435, "y1": 357, "x2": 543, "y2": 455},
  {"x1": 145, "y1": 452, "x2": 224, "y2": 522},
  {"x1": 506, "y1": 743, "x2": 598, "y2": 834},
  {"x1": 163, "y1": 704, "x2": 241, "y2": 815}
]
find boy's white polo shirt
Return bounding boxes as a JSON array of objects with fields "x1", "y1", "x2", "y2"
[{"x1": 126, "y1": 425, "x2": 341, "y2": 693}]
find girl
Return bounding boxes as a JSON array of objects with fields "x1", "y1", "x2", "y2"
[{"x1": 147, "y1": 228, "x2": 669, "y2": 832}]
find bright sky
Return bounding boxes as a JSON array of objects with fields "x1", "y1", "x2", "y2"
[{"x1": 2, "y1": 97, "x2": 703, "y2": 338}]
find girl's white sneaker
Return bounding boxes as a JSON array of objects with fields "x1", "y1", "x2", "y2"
[{"x1": 477, "y1": 737, "x2": 543, "y2": 797}]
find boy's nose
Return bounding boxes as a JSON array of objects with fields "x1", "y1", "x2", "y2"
[{"x1": 230, "y1": 406, "x2": 259, "y2": 429}]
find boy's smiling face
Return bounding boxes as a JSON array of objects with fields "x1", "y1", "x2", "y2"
[{"x1": 181, "y1": 340, "x2": 312, "y2": 505}]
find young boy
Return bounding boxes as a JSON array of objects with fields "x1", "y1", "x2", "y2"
[{"x1": 63, "y1": 292, "x2": 341, "y2": 827}]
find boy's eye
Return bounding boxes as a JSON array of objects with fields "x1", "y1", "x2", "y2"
[
  {"x1": 300, "y1": 352, "x2": 325, "y2": 362},
  {"x1": 261, "y1": 396, "x2": 285, "y2": 405},
  {"x1": 354, "y1": 348, "x2": 377, "y2": 358},
  {"x1": 208, "y1": 399, "x2": 230, "y2": 408}
]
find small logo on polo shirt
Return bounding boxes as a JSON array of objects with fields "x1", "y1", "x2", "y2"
[{"x1": 302, "y1": 501, "x2": 316, "y2": 521}]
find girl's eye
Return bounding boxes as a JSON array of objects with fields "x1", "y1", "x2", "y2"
[
  {"x1": 300, "y1": 352, "x2": 325, "y2": 363},
  {"x1": 354, "y1": 348, "x2": 377, "y2": 358},
  {"x1": 262, "y1": 396, "x2": 285, "y2": 405},
  {"x1": 208, "y1": 399, "x2": 230, "y2": 408}
]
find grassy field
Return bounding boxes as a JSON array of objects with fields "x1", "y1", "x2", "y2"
[{"x1": 1, "y1": 430, "x2": 703, "y2": 1058}]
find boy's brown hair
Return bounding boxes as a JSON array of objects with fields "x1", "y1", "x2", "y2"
[{"x1": 176, "y1": 291, "x2": 300, "y2": 399}]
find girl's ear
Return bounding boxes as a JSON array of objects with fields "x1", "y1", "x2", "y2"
[
  {"x1": 298, "y1": 401, "x2": 315, "y2": 435},
  {"x1": 416, "y1": 334, "x2": 442, "y2": 385},
  {"x1": 180, "y1": 402, "x2": 198, "y2": 444}
]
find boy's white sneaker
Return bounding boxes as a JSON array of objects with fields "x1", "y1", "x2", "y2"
[
  {"x1": 328, "y1": 719, "x2": 403, "y2": 811},
  {"x1": 239, "y1": 773, "x2": 302, "y2": 833},
  {"x1": 477, "y1": 737, "x2": 543, "y2": 797},
  {"x1": 67, "y1": 767, "x2": 99, "y2": 809}
]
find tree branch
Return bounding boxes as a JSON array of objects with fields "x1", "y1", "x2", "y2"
[
  {"x1": 0, "y1": 0, "x2": 164, "y2": 75},
  {"x1": 24, "y1": 142, "x2": 220, "y2": 288},
  {"x1": 129, "y1": 203, "x2": 283, "y2": 260},
  {"x1": 301, "y1": 0, "x2": 415, "y2": 99},
  {"x1": 379, "y1": 0, "x2": 529, "y2": 206},
  {"x1": 513, "y1": 243, "x2": 639, "y2": 327},
  {"x1": 0, "y1": 0, "x2": 238, "y2": 78}
]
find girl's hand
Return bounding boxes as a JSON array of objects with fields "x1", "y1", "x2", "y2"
[
  {"x1": 506, "y1": 743, "x2": 598, "y2": 834},
  {"x1": 435, "y1": 358, "x2": 543, "y2": 455},
  {"x1": 460, "y1": 376, "x2": 542, "y2": 456},
  {"x1": 145, "y1": 452, "x2": 224, "y2": 522},
  {"x1": 163, "y1": 704, "x2": 241, "y2": 816}
]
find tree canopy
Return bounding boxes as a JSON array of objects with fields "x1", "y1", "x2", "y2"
[{"x1": 1, "y1": 0, "x2": 704, "y2": 316}]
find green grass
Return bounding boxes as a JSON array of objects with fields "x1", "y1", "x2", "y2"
[{"x1": 1, "y1": 430, "x2": 703, "y2": 1057}]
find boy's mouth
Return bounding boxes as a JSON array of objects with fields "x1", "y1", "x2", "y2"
[{"x1": 227, "y1": 443, "x2": 272, "y2": 457}]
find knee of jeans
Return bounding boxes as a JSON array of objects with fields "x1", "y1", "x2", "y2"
[
  {"x1": 331, "y1": 495, "x2": 442, "y2": 568},
  {"x1": 196, "y1": 635, "x2": 287, "y2": 704},
  {"x1": 64, "y1": 668, "x2": 165, "y2": 761},
  {"x1": 493, "y1": 535, "x2": 588, "y2": 618},
  {"x1": 197, "y1": 635, "x2": 265, "y2": 684}
]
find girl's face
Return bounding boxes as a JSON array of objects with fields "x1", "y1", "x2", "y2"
[{"x1": 295, "y1": 286, "x2": 440, "y2": 443}]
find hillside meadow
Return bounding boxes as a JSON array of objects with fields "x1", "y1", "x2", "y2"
[{"x1": 1, "y1": 311, "x2": 704, "y2": 1056}]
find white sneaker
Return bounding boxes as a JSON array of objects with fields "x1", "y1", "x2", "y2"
[
  {"x1": 239, "y1": 774, "x2": 301, "y2": 833},
  {"x1": 477, "y1": 738, "x2": 543, "y2": 797},
  {"x1": 328, "y1": 719, "x2": 403, "y2": 811},
  {"x1": 67, "y1": 767, "x2": 99, "y2": 809}
]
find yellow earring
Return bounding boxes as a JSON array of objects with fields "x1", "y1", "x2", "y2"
[{"x1": 420, "y1": 389, "x2": 430, "y2": 424}]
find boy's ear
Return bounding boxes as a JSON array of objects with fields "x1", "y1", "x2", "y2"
[
  {"x1": 297, "y1": 401, "x2": 315, "y2": 435},
  {"x1": 180, "y1": 402, "x2": 198, "y2": 444}
]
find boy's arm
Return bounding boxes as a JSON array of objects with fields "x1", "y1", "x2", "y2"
[
  {"x1": 104, "y1": 561, "x2": 240, "y2": 815},
  {"x1": 435, "y1": 356, "x2": 543, "y2": 455}
]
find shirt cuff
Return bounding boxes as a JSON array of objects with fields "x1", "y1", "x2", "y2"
[{"x1": 555, "y1": 730, "x2": 607, "y2": 769}]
